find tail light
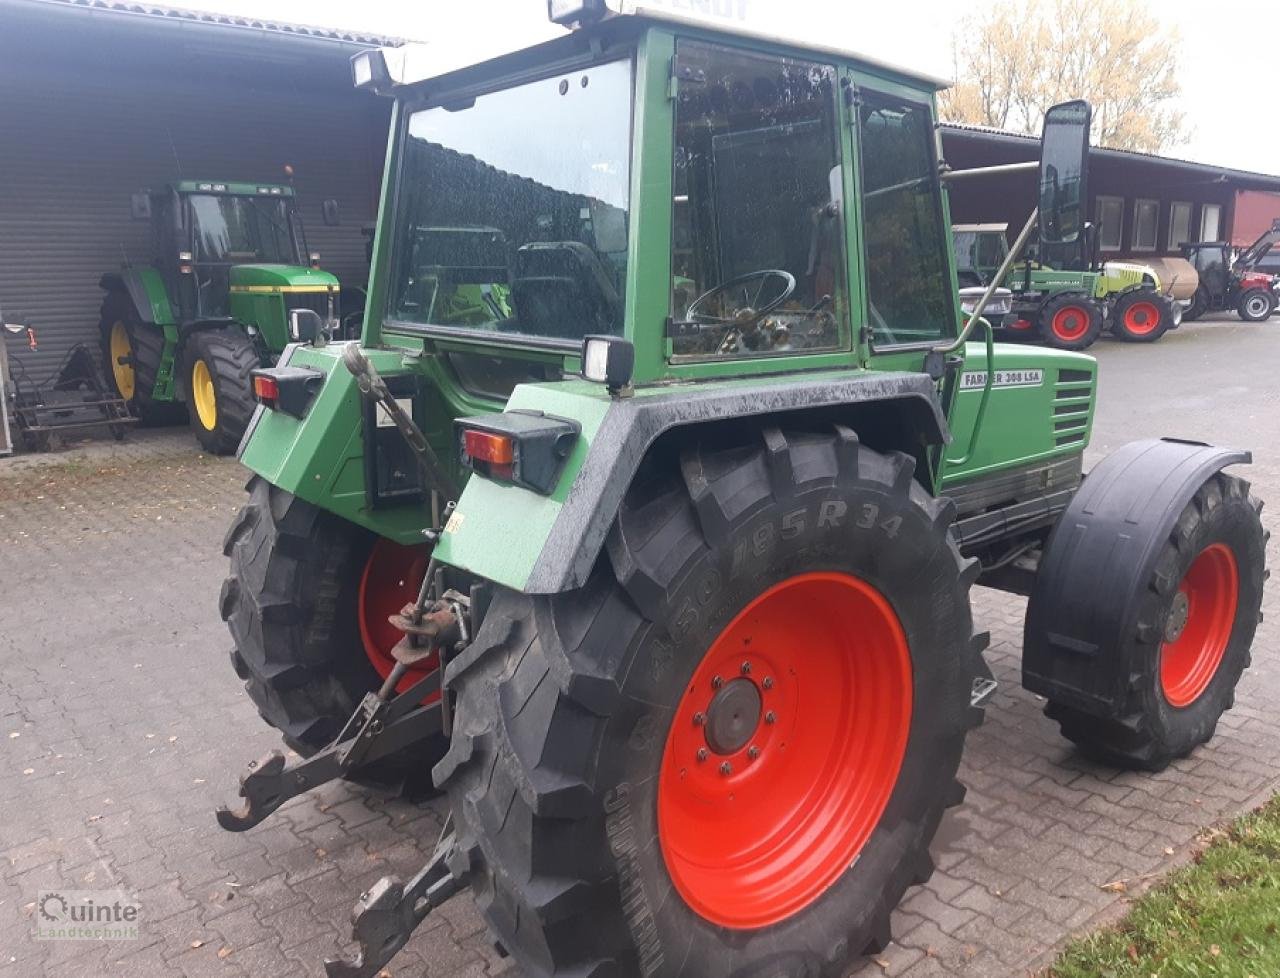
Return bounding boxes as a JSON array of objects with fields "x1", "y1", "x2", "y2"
[
  {"x1": 250, "y1": 366, "x2": 324, "y2": 419},
  {"x1": 457, "y1": 411, "x2": 580, "y2": 494}
]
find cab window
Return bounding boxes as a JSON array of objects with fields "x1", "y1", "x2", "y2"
[
  {"x1": 858, "y1": 92, "x2": 954, "y2": 346},
  {"x1": 669, "y1": 41, "x2": 846, "y2": 359}
]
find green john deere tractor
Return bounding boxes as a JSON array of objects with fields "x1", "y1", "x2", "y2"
[
  {"x1": 952, "y1": 221, "x2": 1181, "y2": 349},
  {"x1": 214, "y1": 7, "x2": 1268, "y2": 978},
  {"x1": 99, "y1": 180, "x2": 344, "y2": 453}
]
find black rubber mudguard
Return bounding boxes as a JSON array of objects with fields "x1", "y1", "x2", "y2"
[{"x1": 1022, "y1": 438, "x2": 1251, "y2": 713}]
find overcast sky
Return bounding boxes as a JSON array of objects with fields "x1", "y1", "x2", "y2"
[{"x1": 173, "y1": 0, "x2": 1278, "y2": 174}]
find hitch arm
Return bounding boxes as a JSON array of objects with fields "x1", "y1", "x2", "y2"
[
  {"x1": 324, "y1": 829, "x2": 468, "y2": 978},
  {"x1": 216, "y1": 667, "x2": 442, "y2": 832}
]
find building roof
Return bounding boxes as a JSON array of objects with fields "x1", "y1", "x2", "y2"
[
  {"x1": 6, "y1": 0, "x2": 404, "y2": 47},
  {"x1": 942, "y1": 121, "x2": 1280, "y2": 191}
]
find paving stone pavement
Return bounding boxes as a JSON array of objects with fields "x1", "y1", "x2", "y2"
[{"x1": 1, "y1": 319, "x2": 1276, "y2": 978}]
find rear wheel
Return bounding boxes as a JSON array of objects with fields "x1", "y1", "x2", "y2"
[
  {"x1": 1237, "y1": 288, "x2": 1274, "y2": 322},
  {"x1": 184, "y1": 328, "x2": 259, "y2": 454},
  {"x1": 220, "y1": 476, "x2": 445, "y2": 792},
  {"x1": 1037, "y1": 294, "x2": 1103, "y2": 350},
  {"x1": 97, "y1": 303, "x2": 180, "y2": 424},
  {"x1": 434, "y1": 426, "x2": 989, "y2": 977},
  {"x1": 1111, "y1": 291, "x2": 1172, "y2": 342},
  {"x1": 1183, "y1": 287, "x2": 1208, "y2": 322}
]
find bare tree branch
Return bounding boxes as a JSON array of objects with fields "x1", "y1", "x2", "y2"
[{"x1": 938, "y1": 0, "x2": 1189, "y2": 153}]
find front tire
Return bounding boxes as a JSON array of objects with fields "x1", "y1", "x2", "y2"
[
  {"x1": 220, "y1": 476, "x2": 446, "y2": 792},
  {"x1": 1237, "y1": 288, "x2": 1274, "y2": 322},
  {"x1": 1110, "y1": 291, "x2": 1172, "y2": 342},
  {"x1": 184, "y1": 328, "x2": 259, "y2": 454},
  {"x1": 434, "y1": 427, "x2": 989, "y2": 977},
  {"x1": 1041, "y1": 473, "x2": 1266, "y2": 770}
]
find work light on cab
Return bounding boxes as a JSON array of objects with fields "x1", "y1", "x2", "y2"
[{"x1": 581, "y1": 334, "x2": 634, "y2": 396}]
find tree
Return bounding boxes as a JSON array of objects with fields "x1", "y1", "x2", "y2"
[{"x1": 938, "y1": 0, "x2": 1189, "y2": 154}]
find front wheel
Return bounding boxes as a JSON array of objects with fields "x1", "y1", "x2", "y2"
[
  {"x1": 1037, "y1": 294, "x2": 1103, "y2": 350},
  {"x1": 1111, "y1": 291, "x2": 1173, "y2": 343},
  {"x1": 1237, "y1": 288, "x2": 1274, "y2": 322},
  {"x1": 434, "y1": 426, "x2": 990, "y2": 977},
  {"x1": 184, "y1": 328, "x2": 259, "y2": 454}
]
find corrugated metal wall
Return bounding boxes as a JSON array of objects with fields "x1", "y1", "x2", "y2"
[{"x1": 0, "y1": 6, "x2": 389, "y2": 381}]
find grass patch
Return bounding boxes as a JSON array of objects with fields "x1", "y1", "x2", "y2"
[{"x1": 1050, "y1": 794, "x2": 1280, "y2": 978}]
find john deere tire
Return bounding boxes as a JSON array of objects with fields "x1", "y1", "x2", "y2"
[
  {"x1": 1040, "y1": 472, "x2": 1267, "y2": 771},
  {"x1": 221, "y1": 475, "x2": 446, "y2": 794},
  {"x1": 1110, "y1": 291, "x2": 1172, "y2": 343},
  {"x1": 434, "y1": 426, "x2": 989, "y2": 977},
  {"x1": 98, "y1": 301, "x2": 182, "y2": 425},
  {"x1": 185, "y1": 328, "x2": 259, "y2": 455},
  {"x1": 1036, "y1": 293, "x2": 1103, "y2": 351},
  {"x1": 1237, "y1": 288, "x2": 1274, "y2": 323}
]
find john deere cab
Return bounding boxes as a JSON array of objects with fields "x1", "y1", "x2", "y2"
[
  {"x1": 215, "y1": 6, "x2": 1267, "y2": 978},
  {"x1": 952, "y1": 221, "x2": 1179, "y2": 349},
  {"x1": 99, "y1": 180, "x2": 343, "y2": 453}
]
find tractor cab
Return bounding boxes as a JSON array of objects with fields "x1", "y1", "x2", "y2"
[{"x1": 140, "y1": 181, "x2": 339, "y2": 336}]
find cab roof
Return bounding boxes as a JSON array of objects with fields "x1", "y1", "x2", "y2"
[
  {"x1": 378, "y1": 5, "x2": 949, "y2": 99},
  {"x1": 173, "y1": 180, "x2": 295, "y2": 197}
]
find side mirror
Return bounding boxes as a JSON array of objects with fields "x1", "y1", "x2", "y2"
[
  {"x1": 322, "y1": 199, "x2": 340, "y2": 227},
  {"x1": 1038, "y1": 99, "x2": 1091, "y2": 246},
  {"x1": 131, "y1": 193, "x2": 152, "y2": 221},
  {"x1": 289, "y1": 308, "x2": 325, "y2": 344}
]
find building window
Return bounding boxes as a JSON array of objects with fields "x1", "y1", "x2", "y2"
[
  {"x1": 1201, "y1": 203, "x2": 1222, "y2": 242},
  {"x1": 1132, "y1": 199, "x2": 1159, "y2": 251},
  {"x1": 1168, "y1": 202, "x2": 1193, "y2": 250},
  {"x1": 1096, "y1": 196, "x2": 1124, "y2": 251}
]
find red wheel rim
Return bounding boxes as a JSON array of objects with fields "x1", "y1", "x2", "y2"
[
  {"x1": 358, "y1": 538, "x2": 440, "y2": 702},
  {"x1": 1160, "y1": 543, "x2": 1239, "y2": 708},
  {"x1": 1008, "y1": 318, "x2": 1034, "y2": 332},
  {"x1": 1051, "y1": 305, "x2": 1090, "y2": 342},
  {"x1": 1123, "y1": 300, "x2": 1161, "y2": 336},
  {"x1": 657, "y1": 572, "x2": 913, "y2": 929}
]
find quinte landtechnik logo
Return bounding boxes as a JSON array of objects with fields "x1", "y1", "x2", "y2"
[{"x1": 36, "y1": 890, "x2": 141, "y2": 941}]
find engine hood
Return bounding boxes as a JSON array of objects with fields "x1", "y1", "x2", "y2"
[{"x1": 229, "y1": 265, "x2": 340, "y2": 290}]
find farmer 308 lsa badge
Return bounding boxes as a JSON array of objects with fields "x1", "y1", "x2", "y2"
[{"x1": 216, "y1": 3, "x2": 1269, "y2": 976}]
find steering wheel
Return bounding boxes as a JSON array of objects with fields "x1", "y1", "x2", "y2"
[{"x1": 687, "y1": 270, "x2": 796, "y2": 327}]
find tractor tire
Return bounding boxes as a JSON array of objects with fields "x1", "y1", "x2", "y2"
[
  {"x1": 1036, "y1": 293, "x2": 1103, "y2": 351},
  {"x1": 1183, "y1": 287, "x2": 1208, "y2": 322},
  {"x1": 1110, "y1": 291, "x2": 1173, "y2": 343},
  {"x1": 184, "y1": 328, "x2": 260, "y2": 455},
  {"x1": 1035, "y1": 472, "x2": 1267, "y2": 771},
  {"x1": 434, "y1": 426, "x2": 990, "y2": 978},
  {"x1": 98, "y1": 302, "x2": 182, "y2": 425},
  {"x1": 221, "y1": 475, "x2": 447, "y2": 794},
  {"x1": 1237, "y1": 288, "x2": 1274, "y2": 322}
]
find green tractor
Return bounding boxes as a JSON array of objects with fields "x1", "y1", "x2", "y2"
[
  {"x1": 952, "y1": 221, "x2": 1181, "y2": 349},
  {"x1": 214, "y1": 7, "x2": 1268, "y2": 978},
  {"x1": 99, "y1": 180, "x2": 344, "y2": 453}
]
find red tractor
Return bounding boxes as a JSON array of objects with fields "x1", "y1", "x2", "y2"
[{"x1": 1183, "y1": 221, "x2": 1280, "y2": 322}]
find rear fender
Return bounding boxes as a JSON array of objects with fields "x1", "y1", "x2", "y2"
[
  {"x1": 99, "y1": 267, "x2": 175, "y2": 326},
  {"x1": 1022, "y1": 438, "x2": 1251, "y2": 712},
  {"x1": 435, "y1": 371, "x2": 949, "y2": 593}
]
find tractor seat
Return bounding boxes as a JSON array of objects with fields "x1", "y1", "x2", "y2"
[{"x1": 511, "y1": 241, "x2": 620, "y2": 338}]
